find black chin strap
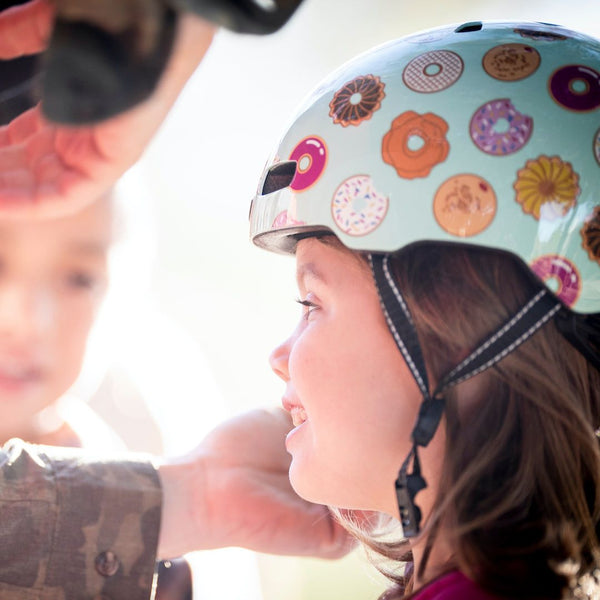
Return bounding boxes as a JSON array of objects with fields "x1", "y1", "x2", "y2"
[{"x1": 369, "y1": 253, "x2": 562, "y2": 536}]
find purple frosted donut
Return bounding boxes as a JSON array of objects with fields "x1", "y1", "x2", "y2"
[
  {"x1": 549, "y1": 64, "x2": 600, "y2": 112},
  {"x1": 470, "y1": 98, "x2": 533, "y2": 155},
  {"x1": 530, "y1": 254, "x2": 581, "y2": 307},
  {"x1": 289, "y1": 136, "x2": 328, "y2": 191}
]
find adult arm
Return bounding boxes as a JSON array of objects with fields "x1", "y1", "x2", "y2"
[
  {"x1": 0, "y1": 0, "x2": 215, "y2": 218},
  {"x1": 158, "y1": 408, "x2": 351, "y2": 559},
  {"x1": 0, "y1": 439, "x2": 161, "y2": 599},
  {"x1": 0, "y1": 409, "x2": 351, "y2": 599}
]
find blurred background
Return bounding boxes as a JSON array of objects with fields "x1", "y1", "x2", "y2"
[{"x1": 71, "y1": 0, "x2": 600, "y2": 598}]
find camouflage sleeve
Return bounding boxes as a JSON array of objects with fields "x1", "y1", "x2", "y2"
[{"x1": 0, "y1": 439, "x2": 162, "y2": 600}]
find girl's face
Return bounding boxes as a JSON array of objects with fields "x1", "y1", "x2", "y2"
[{"x1": 270, "y1": 238, "x2": 441, "y2": 517}]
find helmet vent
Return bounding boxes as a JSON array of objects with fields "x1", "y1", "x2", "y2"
[
  {"x1": 261, "y1": 160, "x2": 297, "y2": 195},
  {"x1": 455, "y1": 21, "x2": 483, "y2": 33}
]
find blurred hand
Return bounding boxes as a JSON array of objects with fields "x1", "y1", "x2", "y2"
[
  {"x1": 158, "y1": 408, "x2": 354, "y2": 560},
  {"x1": 0, "y1": 0, "x2": 214, "y2": 218}
]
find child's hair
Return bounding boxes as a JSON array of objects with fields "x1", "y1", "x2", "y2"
[{"x1": 334, "y1": 241, "x2": 600, "y2": 600}]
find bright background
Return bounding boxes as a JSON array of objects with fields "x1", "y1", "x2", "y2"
[{"x1": 74, "y1": 1, "x2": 600, "y2": 598}]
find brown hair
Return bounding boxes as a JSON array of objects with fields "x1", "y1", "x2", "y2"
[{"x1": 332, "y1": 241, "x2": 600, "y2": 599}]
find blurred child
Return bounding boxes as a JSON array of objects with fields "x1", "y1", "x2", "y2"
[
  {"x1": 0, "y1": 194, "x2": 113, "y2": 447},
  {"x1": 250, "y1": 21, "x2": 600, "y2": 600},
  {"x1": 0, "y1": 192, "x2": 192, "y2": 599}
]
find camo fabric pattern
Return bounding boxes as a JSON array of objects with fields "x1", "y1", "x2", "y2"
[{"x1": 0, "y1": 439, "x2": 162, "y2": 599}]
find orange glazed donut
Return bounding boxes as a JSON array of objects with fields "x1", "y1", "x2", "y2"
[{"x1": 382, "y1": 111, "x2": 449, "y2": 179}]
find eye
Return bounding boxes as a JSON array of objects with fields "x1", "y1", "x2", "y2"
[
  {"x1": 296, "y1": 298, "x2": 319, "y2": 320},
  {"x1": 66, "y1": 270, "x2": 97, "y2": 290}
]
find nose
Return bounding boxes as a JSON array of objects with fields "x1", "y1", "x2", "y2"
[
  {"x1": 0, "y1": 283, "x2": 53, "y2": 344},
  {"x1": 269, "y1": 336, "x2": 292, "y2": 382}
]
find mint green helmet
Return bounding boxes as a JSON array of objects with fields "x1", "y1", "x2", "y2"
[
  {"x1": 250, "y1": 21, "x2": 600, "y2": 536},
  {"x1": 250, "y1": 21, "x2": 600, "y2": 314}
]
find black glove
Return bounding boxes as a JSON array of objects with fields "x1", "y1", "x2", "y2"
[
  {"x1": 0, "y1": 0, "x2": 305, "y2": 126},
  {"x1": 0, "y1": 0, "x2": 42, "y2": 125}
]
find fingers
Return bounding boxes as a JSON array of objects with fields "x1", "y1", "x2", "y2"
[
  {"x1": 292, "y1": 503, "x2": 355, "y2": 559},
  {"x1": 0, "y1": 105, "x2": 45, "y2": 147},
  {"x1": 0, "y1": 0, "x2": 54, "y2": 58}
]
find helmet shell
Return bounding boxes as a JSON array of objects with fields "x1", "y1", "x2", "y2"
[{"x1": 250, "y1": 21, "x2": 600, "y2": 314}]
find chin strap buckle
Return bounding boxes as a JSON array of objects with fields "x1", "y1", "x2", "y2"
[{"x1": 395, "y1": 445, "x2": 427, "y2": 537}]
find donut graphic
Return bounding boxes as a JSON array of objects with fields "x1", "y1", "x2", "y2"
[
  {"x1": 402, "y1": 50, "x2": 463, "y2": 93},
  {"x1": 530, "y1": 254, "x2": 581, "y2": 307},
  {"x1": 513, "y1": 155, "x2": 580, "y2": 221},
  {"x1": 433, "y1": 174, "x2": 497, "y2": 237},
  {"x1": 483, "y1": 43, "x2": 541, "y2": 81},
  {"x1": 594, "y1": 127, "x2": 600, "y2": 167},
  {"x1": 382, "y1": 111, "x2": 449, "y2": 179},
  {"x1": 289, "y1": 136, "x2": 328, "y2": 191},
  {"x1": 470, "y1": 98, "x2": 533, "y2": 155},
  {"x1": 549, "y1": 64, "x2": 600, "y2": 112},
  {"x1": 581, "y1": 205, "x2": 600, "y2": 265},
  {"x1": 331, "y1": 174, "x2": 389, "y2": 236},
  {"x1": 329, "y1": 74, "x2": 386, "y2": 127},
  {"x1": 271, "y1": 211, "x2": 305, "y2": 230}
]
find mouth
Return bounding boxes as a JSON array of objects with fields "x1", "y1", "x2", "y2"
[
  {"x1": 282, "y1": 398, "x2": 308, "y2": 427},
  {"x1": 0, "y1": 362, "x2": 44, "y2": 388},
  {"x1": 289, "y1": 406, "x2": 307, "y2": 427}
]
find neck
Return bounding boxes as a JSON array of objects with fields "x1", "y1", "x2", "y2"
[{"x1": 410, "y1": 528, "x2": 453, "y2": 588}]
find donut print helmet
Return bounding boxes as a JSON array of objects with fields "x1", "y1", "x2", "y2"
[{"x1": 249, "y1": 21, "x2": 600, "y2": 536}]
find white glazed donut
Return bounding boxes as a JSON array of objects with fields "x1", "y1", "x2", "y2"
[{"x1": 331, "y1": 175, "x2": 388, "y2": 236}]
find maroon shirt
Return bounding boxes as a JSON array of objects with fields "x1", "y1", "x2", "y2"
[{"x1": 413, "y1": 571, "x2": 505, "y2": 600}]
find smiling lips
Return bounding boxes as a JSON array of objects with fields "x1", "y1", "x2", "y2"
[
  {"x1": 290, "y1": 406, "x2": 307, "y2": 427},
  {"x1": 283, "y1": 398, "x2": 308, "y2": 427}
]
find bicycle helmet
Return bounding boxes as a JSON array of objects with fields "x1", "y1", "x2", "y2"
[{"x1": 249, "y1": 21, "x2": 600, "y2": 536}]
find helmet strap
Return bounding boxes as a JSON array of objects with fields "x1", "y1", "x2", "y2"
[
  {"x1": 369, "y1": 252, "x2": 562, "y2": 536},
  {"x1": 395, "y1": 444, "x2": 427, "y2": 537},
  {"x1": 554, "y1": 309, "x2": 600, "y2": 373}
]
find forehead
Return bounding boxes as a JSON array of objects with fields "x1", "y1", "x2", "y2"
[
  {"x1": 0, "y1": 196, "x2": 114, "y2": 252},
  {"x1": 295, "y1": 237, "x2": 371, "y2": 287}
]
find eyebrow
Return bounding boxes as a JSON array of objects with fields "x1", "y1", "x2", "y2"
[
  {"x1": 296, "y1": 261, "x2": 327, "y2": 289},
  {"x1": 0, "y1": 230, "x2": 110, "y2": 256},
  {"x1": 65, "y1": 240, "x2": 110, "y2": 257}
]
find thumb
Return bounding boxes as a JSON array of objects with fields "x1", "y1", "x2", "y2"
[{"x1": 0, "y1": 0, "x2": 54, "y2": 58}]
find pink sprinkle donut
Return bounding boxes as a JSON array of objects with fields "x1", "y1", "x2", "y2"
[
  {"x1": 289, "y1": 136, "x2": 328, "y2": 191},
  {"x1": 470, "y1": 99, "x2": 533, "y2": 155},
  {"x1": 530, "y1": 254, "x2": 581, "y2": 307},
  {"x1": 331, "y1": 175, "x2": 388, "y2": 236},
  {"x1": 271, "y1": 211, "x2": 305, "y2": 230},
  {"x1": 549, "y1": 64, "x2": 600, "y2": 112}
]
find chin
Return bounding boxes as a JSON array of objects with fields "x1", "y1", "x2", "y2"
[{"x1": 289, "y1": 469, "x2": 353, "y2": 510}]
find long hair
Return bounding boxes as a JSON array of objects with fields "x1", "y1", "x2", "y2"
[{"x1": 333, "y1": 241, "x2": 600, "y2": 599}]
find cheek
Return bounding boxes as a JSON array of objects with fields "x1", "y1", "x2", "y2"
[{"x1": 53, "y1": 298, "x2": 97, "y2": 377}]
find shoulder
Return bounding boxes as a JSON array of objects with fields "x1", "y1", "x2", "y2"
[{"x1": 413, "y1": 571, "x2": 505, "y2": 600}]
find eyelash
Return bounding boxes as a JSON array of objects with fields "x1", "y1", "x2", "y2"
[{"x1": 296, "y1": 298, "x2": 318, "y2": 319}]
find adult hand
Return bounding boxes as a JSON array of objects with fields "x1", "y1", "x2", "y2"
[
  {"x1": 0, "y1": 0, "x2": 214, "y2": 218},
  {"x1": 158, "y1": 408, "x2": 354, "y2": 560}
]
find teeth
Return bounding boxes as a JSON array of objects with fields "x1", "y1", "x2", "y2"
[{"x1": 290, "y1": 406, "x2": 307, "y2": 427}]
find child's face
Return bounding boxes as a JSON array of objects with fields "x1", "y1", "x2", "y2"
[
  {"x1": 0, "y1": 197, "x2": 112, "y2": 441},
  {"x1": 270, "y1": 238, "x2": 439, "y2": 517}
]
